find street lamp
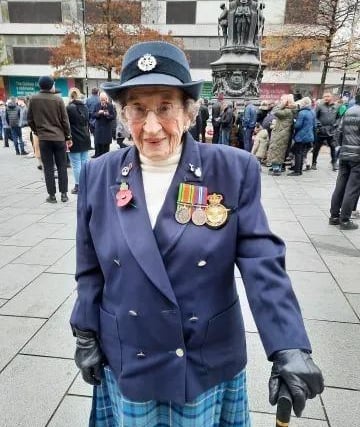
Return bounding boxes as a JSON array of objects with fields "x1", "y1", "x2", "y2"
[{"x1": 81, "y1": 0, "x2": 89, "y2": 97}]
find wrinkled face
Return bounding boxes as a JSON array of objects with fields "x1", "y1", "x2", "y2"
[
  {"x1": 323, "y1": 93, "x2": 333, "y2": 104},
  {"x1": 100, "y1": 94, "x2": 108, "y2": 104},
  {"x1": 123, "y1": 86, "x2": 190, "y2": 161}
]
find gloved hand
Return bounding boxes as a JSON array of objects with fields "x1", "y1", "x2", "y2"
[
  {"x1": 74, "y1": 328, "x2": 104, "y2": 386},
  {"x1": 269, "y1": 349, "x2": 324, "y2": 417}
]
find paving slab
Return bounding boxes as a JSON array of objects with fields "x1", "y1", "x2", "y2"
[
  {"x1": 0, "y1": 213, "x2": 46, "y2": 237},
  {"x1": 0, "y1": 263, "x2": 46, "y2": 299},
  {"x1": 47, "y1": 246, "x2": 76, "y2": 275},
  {"x1": 39, "y1": 209, "x2": 76, "y2": 224},
  {"x1": 68, "y1": 372, "x2": 93, "y2": 397},
  {"x1": 347, "y1": 294, "x2": 360, "y2": 318},
  {"x1": 47, "y1": 395, "x2": 92, "y2": 427},
  {"x1": 297, "y1": 217, "x2": 343, "y2": 236},
  {"x1": 305, "y1": 320, "x2": 360, "y2": 390},
  {"x1": 285, "y1": 241, "x2": 328, "y2": 272},
  {"x1": 0, "y1": 315, "x2": 45, "y2": 372},
  {"x1": 322, "y1": 387, "x2": 360, "y2": 426},
  {"x1": 290, "y1": 204, "x2": 327, "y2": 217},
  {"x1": 246, "y1": 333, "x2": 325, "y2": 420},
  {"x1": 310, "y1": 234, "x2": 360, "y2": 257},
  {"x1": 236, "y1": 278, "x2": 258, "y2": 333},
  {"x1": 289, "y1": 271, "x2": 359, "y2": 323},
  {"x1": 0, "y1": 273, "x2": 75, "y2": 318},
  {"x1": 0, "y1": 299, "x2": 7, "y2": 307},
  {"x1": 50, "y1": 222, "x2": 77, "y2": 239},
  {"x1": 12, "y1": 238, "x2": 74, "y2": 266},
  {"x1": 269, "y1": 220, "x2": 310, "y2": 242},
  {"x1": 1, "y1": 222, "x2": 64, "y2": 247},
  {"x1": 263, "y1": 207, "x2": 297, "y2": 221},
  {"x1": 0, "y1": 245, "x2": 31, "y2": 269},
  {"x1": 251, "y1": 412, "x2": 328, "y2": 426},
  {"x1": 321, "y1": 255, "x2": 360, "y2": 293},
  {"x1": 0, "y1": 355, "x2": 77, "y2": 427},
  {"x1": 22, "y1": 293, "x2": 76, "y2": 359}
]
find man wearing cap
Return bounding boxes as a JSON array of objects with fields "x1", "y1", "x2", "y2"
[{"x1": 28, "y1": 76, "x2": 72, "y2": 203}]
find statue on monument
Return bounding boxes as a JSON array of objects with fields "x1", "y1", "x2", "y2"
[
  {"x1": 218, "y1": 3, "x2": 229, "y2": 46},
  {"x1": 234, "y1": 0, "x2": 251, "y2": 45}
]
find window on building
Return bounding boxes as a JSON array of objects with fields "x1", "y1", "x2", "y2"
[
  {"x1": 8, "y1": 2, "x2": 62, "y2": 23},
  {"x1": 185, "y1": 50, "x2": 219, "y2": 69},
  {"x1": 166, "y1": 1, "x2": 196, "y2": 24},
  {"x1": 13, "y1": 47, "x2": 51, "y2": 65},
  {"x1": 284, "y1": 0, "x2": 319, "y2": 24}
]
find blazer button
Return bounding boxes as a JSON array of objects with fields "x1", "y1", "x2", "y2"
[
  {"x1": 128, "y1": 310, "x2": 138, "y2": 317},
  {"x1": 175, "y1": 348, "x2": 184, "y2": 358},
  {"x1": 197, "y1": 260, "x2": 207, "y2": 267},
  {"x1": 136, "y1": 351, "x2": 146, "y2": 358},
  {"x1": 113, "y1": 259, "x2": 121, "y2": 267}
]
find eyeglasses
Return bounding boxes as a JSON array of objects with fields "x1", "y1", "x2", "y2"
[{"x1": 124, "y1": 103, "x2": 184, "y2": 123}]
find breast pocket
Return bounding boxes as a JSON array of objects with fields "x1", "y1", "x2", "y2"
[
  {"x1": 201, "y1": 299, "x2": 246, "y2": 370},
  {"x1": 99, "y1": 306, "x2": 122, "y2": 373}
]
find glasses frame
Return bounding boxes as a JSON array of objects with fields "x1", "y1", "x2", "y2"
[{"x1": 123, "y1": 103, "x2": 184, "y2": 123}]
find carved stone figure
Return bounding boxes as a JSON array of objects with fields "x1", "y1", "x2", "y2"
[
  {"x1": 257, "y1": 2, "x2": 265, "y2": 42},
  {"x1": 248, "y1": 0, "x2": 258, "y2": 47},
  {"x1": 218, "y1": 3, "x2": 229, "y2": 46},
  {"x1": 234, "y1": 0, "x2": 251, "y2": 45}
]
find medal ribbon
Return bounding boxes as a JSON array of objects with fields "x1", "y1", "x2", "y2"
[
  {"x1": 177, "y1": 183, "x2": 195, "y2": 205},
  {"x1": 194, "y1": 185, "x2": 208, "y2": 207}
]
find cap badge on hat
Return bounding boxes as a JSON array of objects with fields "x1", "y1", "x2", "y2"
[{"x1": 137, "y1": 54, "x2": 157, "y2": 72}]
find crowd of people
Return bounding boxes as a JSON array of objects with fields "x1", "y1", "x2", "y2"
[{"x1": 0, "y1": 75, "x2": 359, "y2": 229}]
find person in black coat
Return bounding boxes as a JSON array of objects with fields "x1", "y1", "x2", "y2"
[
  {"x1": 199, "y1": 98, "x2": 209, "y2": 142},
  {"x1": 66, "y1": 88, "x2": 92, "y2": 194},
  {"x1": 92, "y1": 92, "x2": 116, "y2": 157}
]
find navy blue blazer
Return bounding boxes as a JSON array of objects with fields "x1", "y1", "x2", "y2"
[{"x1": 70, "y1": 133, "x2": 311, "y2": 404}]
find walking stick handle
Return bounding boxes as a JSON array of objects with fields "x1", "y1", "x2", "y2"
[{"x1": 276, "y1": 383, "x2": 292, "y2": 427}]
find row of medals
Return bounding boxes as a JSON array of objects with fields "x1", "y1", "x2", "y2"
[{"x1": 175, "y1": 198, "x2": 228, "y2": 228}]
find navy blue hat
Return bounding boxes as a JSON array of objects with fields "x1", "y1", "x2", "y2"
[
  {"x1": 38, "y1": 76, "x2": 54, "y2": 91},
  {"x1": 102, "y1": 41, "x2": 203, "y2": 101}
]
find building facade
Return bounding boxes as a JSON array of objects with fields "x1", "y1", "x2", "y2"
[{"x1": 0, "y1": 0, "x2": 357, "y2": 100}]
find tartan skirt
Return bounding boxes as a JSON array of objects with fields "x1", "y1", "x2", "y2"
[{"x1": 89, "y1": 366, "x2": 251, "y2": 427}]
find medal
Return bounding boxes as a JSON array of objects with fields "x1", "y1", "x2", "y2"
[
  {"x1": 191, "y1": 185, "x2": 208, "y2": 226},
  {"x1": 205, "y1": 193, "x2": 229, "y2": 228},
  {"x1": 175, "y1": 183, "x2": 194, "y2": 224},
  {"x1": 116, "y1": 182, "x2": 133, "y2": 207}
]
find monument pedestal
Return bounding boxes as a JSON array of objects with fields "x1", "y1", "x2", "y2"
[{"x1": 211, "y1": 47, "x2": 265, "y2": 106}]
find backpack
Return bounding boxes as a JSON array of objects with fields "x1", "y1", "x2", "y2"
[{"x1": 6, "y1": 106, "x2": 20, "y2": 127}]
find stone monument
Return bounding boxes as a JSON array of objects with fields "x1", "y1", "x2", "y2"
[{"x1": 212, "y1": 0, "x2": 266, "y2": 103}]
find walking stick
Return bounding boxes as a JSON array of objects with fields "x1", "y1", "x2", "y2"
[{"x1": 276, "y1": 383, "x2": 292, "y2": 427}]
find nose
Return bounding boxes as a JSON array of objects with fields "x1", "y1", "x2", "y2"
[{"x1": 143, "y1": 110, "x2": 162, "y2": 134}]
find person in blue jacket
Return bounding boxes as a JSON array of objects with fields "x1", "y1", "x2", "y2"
[
  {"x1": 70, "y1": 41, "x2": 324, "y2": 427},
  {"x1": 288, "y1": 97, "x2": 316, "y2": 176}
]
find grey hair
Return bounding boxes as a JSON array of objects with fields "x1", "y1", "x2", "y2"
[{"x1": 298, "y1": 97, "x2": 312, "y2": 108}]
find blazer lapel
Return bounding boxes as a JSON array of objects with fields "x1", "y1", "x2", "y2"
[
  {"x1": 109, "y1": 148, "x2": 178, "y2": 306},
  {"x1": 153, "y1": 134, "x2": 203, "y2": 258}
]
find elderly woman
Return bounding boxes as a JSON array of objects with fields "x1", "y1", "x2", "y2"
[
  {"x1": 267, "y1": 94, "x2": 296, "y2": 176},
  {"x1": 92, "y1": 92, "x2": 116, "y2": 158},
  {"x1": 70, "y1": 42, "x2": 323, "y2": 427}
]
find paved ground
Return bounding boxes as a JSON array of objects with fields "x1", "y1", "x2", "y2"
[{"x1": 0, "y1": 142, "x2": 359, "y2": 427}]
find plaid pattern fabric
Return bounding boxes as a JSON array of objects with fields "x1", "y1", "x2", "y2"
[{"x1": 89, "y1": 366, "x2": 251, "y2": 427}]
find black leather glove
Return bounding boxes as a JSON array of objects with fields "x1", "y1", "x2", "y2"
[
  {"x1": 269, "y1": 349, "x2": 324, "y2": 417},
  {"x1": 74, "y1": 328, "x2": 104, "y2": 386}
]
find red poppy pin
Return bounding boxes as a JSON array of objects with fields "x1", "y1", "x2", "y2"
[{"x1": 116, "y1": 182, "x2": 133, "y2": 207}]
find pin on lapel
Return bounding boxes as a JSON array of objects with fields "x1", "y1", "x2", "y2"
[
  {"x1": 189, "y1": 163, "x2": 202, "y2": 178},
  {"x1": 121, "y1": 162, "x2": 133, "y2": 177},
  {"x1": 116, "y1": 182, "x2": 135, "y2": 208}
]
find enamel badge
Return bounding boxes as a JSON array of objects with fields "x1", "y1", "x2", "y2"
[{"x1": 137, "y1": 54, "x2": 157, "y2": 72}]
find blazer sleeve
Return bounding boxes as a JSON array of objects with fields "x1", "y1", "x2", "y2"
[
  {"x1": 70, "y1": 162, "x2": 104, "y2": 334},
  {"x1": 235, "y1": 155, "x2": 311, "y2": 359}
]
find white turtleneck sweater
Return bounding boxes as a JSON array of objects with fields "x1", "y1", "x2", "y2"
[{"x1": 140, "y1": 146, "x2": 182, "y2": 228}]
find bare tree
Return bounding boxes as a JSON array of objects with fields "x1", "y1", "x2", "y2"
[{"x1": 263, "y1": 0, "x2": 360, "y2": 95}]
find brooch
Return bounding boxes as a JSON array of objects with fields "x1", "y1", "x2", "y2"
[{"x1": 116, "y1": 182, "x2": 133, "y2": 207}]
